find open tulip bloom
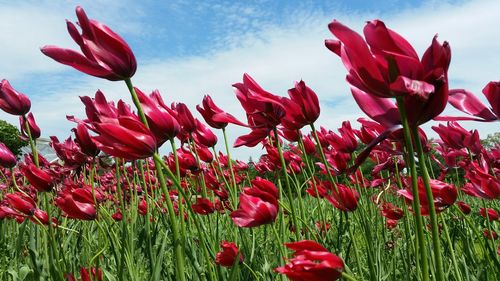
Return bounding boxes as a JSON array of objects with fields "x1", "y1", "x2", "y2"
[{"x1": 1, "y1": 6, "x2": 499, "y2": 281}]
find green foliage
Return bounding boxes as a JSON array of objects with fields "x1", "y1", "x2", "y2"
[
  {"x1": 481, "y1": 132, "x2": 500, "y2": 149},
  {"x1": 0, "y1": 119, "x2": 27, "y2": 156}
]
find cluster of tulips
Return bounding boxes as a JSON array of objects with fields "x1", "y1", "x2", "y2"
[{"x1": 0, "y1": 6, "x2": 498, "y2": 281}]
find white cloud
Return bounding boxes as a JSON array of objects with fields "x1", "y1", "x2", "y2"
[{"x1": 0, "y1": 0, "x2": 498, "y2": 161}]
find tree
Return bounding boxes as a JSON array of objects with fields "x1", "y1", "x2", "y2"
[
  {"x1": 0, "y1": 119, "x2": 27, "y2": 156},
  {"x1": 481, "y1": 132, "x2": 500, "y2": 149}
]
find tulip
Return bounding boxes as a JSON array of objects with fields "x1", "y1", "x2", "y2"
[
  {"x1": 233, "y1": 74, "x2": 285, "y2": 147},
  {"x1": 91, "y1": 116, "x2": 156, "y2": 160},
  {"x1": 55, "y1": 193, "x2": 96, "y2": 220},
  {"x1": 72, "y1": 123, "x2": 100, "y2": 157},
  {"x1": 231, "y1": 178, "x2": 279, "y2": 227},
  {"x1": 437, "y1": 81, "x2": 499, "y2": 122},
  {"x1": 398, "y1": 178, "x2": 457, "y2": 215},
  {"x1": 0, "y1": 79, "x2": 31, "y2": 115},
  {"x1": 20, "y1": 112, "x2": 41, "y2": 140},
  {"x1": 192, "y1": 198, "x2": 215, "y2": 215},
  {"x1": 79, "y1": 90, "x2": 119, "y2": 123},
  {"x1": 20, "y1": 164, "x2": 55, "y2": 192},
  {"x1": 328, "y1": 20, "x2": 451, "y2": 127},
  {"x1": 215, "y1": 241, "x2": 243, "y2": 267},
  {"x1": 196, "y1": 95, "x2": 246, "y2": 129},
  {"x1": 462, "y1": 162, "x2": 500, "y2": 200},
  {"x1": 171, "y1": 103, "x2": 197, "y2": 134},
  {"x1": 456, "y1": 201, "x2": 472, "y2": 215},
  {"x1": 479, "y1": 208, "x2": 499, "y2": 222},
  {"x1": 193, "y1": 120, "x2": 217, "y2": 147},
  {"x1": 41, "y1": 6, "x2": 136, "y2": 81},
  {"x1": 380, "y1": 202, "x2": 404, "y2": 221},
  {"x1": 5, "y1": 192, "x2": 36, "y2": 216},
  {"x1": 281, "y1": 80, "x2": 320, "y2": 130},
  {"x1": 50, "y1": 136, "x2": 87, "y2": 167},
  {"x1": 326, "y1": 121, "x2": 358, "y2": 153},
  {"x1": 326, "y1": 184, "x2": 360, "y2": 212},
  {"x1": 275, "y1": 240, "x2": 344, "y2": 281},
  {"x1": 136, "y1": 88, "x2": 180, "y2": 145},
  {"x1": 0, "y1": 143, "x2": 17, "y2": 168}
]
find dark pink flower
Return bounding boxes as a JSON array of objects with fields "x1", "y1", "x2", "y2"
[
  {"x1": 215, "y1": 241, "x2": 243, "y2": 267},
  {"x1": 0, "y1": 79, "x2": 31, "y2": 115},
  {"x1": 41, "y1": 6, "x2": 136, "y2": 81}
]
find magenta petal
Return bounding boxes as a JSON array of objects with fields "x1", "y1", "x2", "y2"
[{"x1": 448, "y1": 89, "x2": 497, "y2": 121}]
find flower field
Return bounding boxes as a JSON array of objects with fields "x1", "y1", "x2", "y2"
[{"x1": 0, "y1": 6, "x2": 499, "y2": 281}]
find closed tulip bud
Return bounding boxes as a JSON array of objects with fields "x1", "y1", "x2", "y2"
[
  {"x1": 20, "y1": 113, "x2": 41, "y2": 140},
  {"x1": 0, "y1": 79, "x2": 31, "y2": 115},
  {"x1": 0, "y1": 143, "x2": 17, "y2": 168}
]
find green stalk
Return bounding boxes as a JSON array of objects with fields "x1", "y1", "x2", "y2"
[
  {"x1": 411, "y1": 125, "x2": 444, "y2": 281},
  {"x1": 22, "y1": 115, "x2": 39, "y2": 167},
  {"x1": 124, "y1": 78, "x2": 186, "y2": 281},
  {"x1": 222, "y1": 127, "x2": 239, "y2": 207},
  {"x1": 395, "y1": 96, "x2": 429, "y2": 281},
  {"x1": 273, "y1": 127, "x2": 300, "y2": 240}
]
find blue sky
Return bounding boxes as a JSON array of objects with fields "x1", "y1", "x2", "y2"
[{"x1": 0, "y1": 0, "x2": 498, "y2": 160}]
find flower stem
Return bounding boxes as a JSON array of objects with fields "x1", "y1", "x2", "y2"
[
  {"x1": 395, "y1": 96, "x2": 429, "y2": 281},
  {"x1": 411, "y1": 125, "x2": 444, "y2": 281}
]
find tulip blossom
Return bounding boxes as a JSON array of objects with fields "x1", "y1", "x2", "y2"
[
  {"x1": 79, "y1": 90, "x2": 119, "y2": 123},
  {"x1": 193, "y1": 120, "x2": 217, "y2": 148},
  {"x1": 231, "y1": 178, "x2": 279, "y2": 227},
  {"x1": 55, "y1": 193, "x2": 97, "y2": 220},
  {"x1": 50, "y1": 136, "x2": 87, "y2": 167},
  {"x1": 20, "y1": 113, "x2": 41, "y2": 140},
  {"x1": 275, "y1": 240, "x2": 344, "y2": 281},
  {"x1": 380, "y1": 202, "x2": 404, "y2": 221},
  {"x1": 327, "y1": 20, "x2": 451, "y2": 127},
  {"x1": 462, "y1": 162, "x2": 500, "y2": 200},
  {"x1": 281, "y1": 80, "x2": 320, "y2": 130},
  {"x1": 432, "y1": 122, "x2": 482, "y2": 152},
  {"x1": 5, "y1": 192, "x2": 36, "y2": 216},
  {"x1": 72, "y1": 123, "x2": 100, "y2": 157},
  {"x1": 326, "y1": 184, "x2": 360, "y2": 212},
  {"x1": 91, "y1": 116, "x2": 156, "y2": 160},
  {"x1": 196, "y1": 95, "x2": 246, "y2": 129},
  {"x1": 41, "y1": 6, "x2": 136, "y2": 81},
  {"x1": 0, "y1": 143, "x2": 17, "y2": 168},
  {"x1": 437, "y1": 81, "x2": 499, "y2": 122},
  {"x1": 136, "y1": 88, "x2": 180, "y2": 145},
  {"x1": 171, "y1": 103, "x2": 197, "y2": 135},
  {"x1": 326, "y1": 121, "x2": 358, "y2": 153},
  {"x1": 0, "y1": 79, "x2": 31, "y2": 115},
  {"x1": 192, "y1": 198, "x2": 215, "y2": 215},
  {"x1": 479, "y1": 208, "x2": 499, "y2": 222},
  {"x1": 232, "y1": 74, "x2": 286, "y2": 147},
  {"x1": 398, "y1": 178, "x2": 457, "y2": 215},
  {"x1": 20, "y1": 164, "x2": 55, "y2": 192},
  {"x1": 215, "y1": 241, "x2": 243, "y2": 267},
  {"x1": 456, "y1": 201, "x2": 472, "y2": 215}
]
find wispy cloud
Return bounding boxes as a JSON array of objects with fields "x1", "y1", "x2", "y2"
[{"x1": 0, "y1": 0, "x2": 498, "y2": 160}]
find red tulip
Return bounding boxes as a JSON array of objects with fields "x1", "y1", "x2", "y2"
[
  {"x1": 55, "y1": 193, "x2": 96, "y2": 220},
  {"x1": 20, "y1": 112, "x2": 41, "y2": 140},
  {"x1": 192, "y1": 198, "x2": 215, "y2": 215},
  {"x1": 456, "y1": 201, "x2": 471, "y2": 215},
  {"x1": 326, "y1": 121, "x2": 358, "y2": 153},
  {"x1": 275, "y1": 240, "x2": 344, "y2": 281},
  {"x1": 326, "y1": 184, "x2": 360, "y2": 212},
  {"x1": 215, "y1": 241, "x2": 243, "y2": 267},
  {"x1": 437, "y1": 81, "x2": 499, "y2": 122},
  {"x1": 193, "y1": 120, "x2": 217, "y2": 147},
  {"x1": 136, "y1": 88, "x2": 180, "y2": 145},
  {"x1": 91, "y1": 116, "x2": 156, "y2": 160},
  {"x1": 0, "y1": 143, "x2": 17, "y2": 168},
  {"x1": 233, "y1": 74, "x2": 285, "y2": 147},
  {"x1": 20, "y1": 164, "x2": 55, "y2": 192},
  {"x1": 479, "y1": 208, "x2": 499, "y2": 222},
  {"x1": 0, "y1": 79, "x2": 31, "y2": 115},
  {"x1": 196, "y1": 95, "x2": 246, "y2": 129},
  {"x1": 41, "y1": 6, "x2": 136, "y2": 81},
  {"x1": 50, "y1": 136, "x2": 87, "y2": 167},
  {"x1": 5, "y1": 192, "x2": 36, "y2": 216},
  {"x1": 72, "y1": 123, "x2": 100, "y2": 157},
  {"x1": 195, "y1": 144, "x2": 213, "y2": 163},
  {"x1": 432, "y1": 121, "x2": 482, "y2": 152},
  {"x1": 79, "y1": 90, "x2": 119, "y2": 123},
  {"x1": 462, "y1": 162, "x2": 500, "y2": 200},
  {"x1": 171, "y1": 103, "x2": 197, "y2": 134},
  {"x1": 138, "y1": 198, "x2": 147, "y2": 216},
  {"x1": 398, "y1": 178, "x2": 457, "y2": 215},
  {"x1": 281, "y1": 80, "x2": 320, "y2": 130},
  {"x1": 380, "y1": 202, "x2": 404, "y2": 221},
  {"x1": 231, "y1": 178, "x2": 279, "y2": 227}
]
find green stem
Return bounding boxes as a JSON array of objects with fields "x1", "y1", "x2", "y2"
[
  {"x1": 411, "y1": 125, "x2": 444, "y2": 281},
  {"x1": 395, "y1": 96, "x2": 429, "y2": 281},
  {"x1": 222, "y1": 127, "x2": 239, "y2": 207},
  {"x1": 273, "y1": 127, "x2": 300, "y2": 240}
]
